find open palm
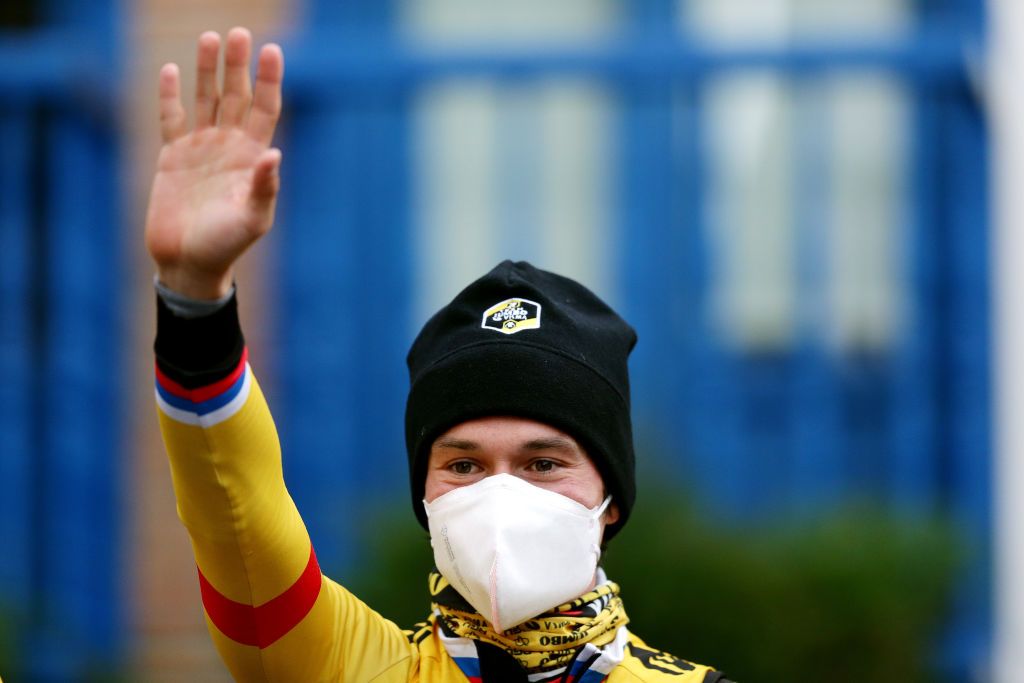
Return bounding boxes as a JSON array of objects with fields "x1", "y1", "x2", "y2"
[{"x1": 145, "y1": 28, "x2": 284, "y2": 299}]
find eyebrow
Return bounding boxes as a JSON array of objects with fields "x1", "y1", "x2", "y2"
[
  {"x1": 522, "y1": 437, "x2": 577, "y2": 452},
  {"x1": 432, "y1": 436, "x2": 578, "y2": 452},
  {"x1": 433, "y1": 437, "x2": 479, "y2": 451}
]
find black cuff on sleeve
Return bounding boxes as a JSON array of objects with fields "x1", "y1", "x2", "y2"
[{"x1": 154, "y1": 290, "x2": 246, "y2": 389}]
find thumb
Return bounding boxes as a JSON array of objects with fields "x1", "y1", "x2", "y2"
[{"x1": 249, "y1": 147, "x2": 282, "y2": 216}]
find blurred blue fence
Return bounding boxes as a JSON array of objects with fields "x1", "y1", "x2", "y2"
[
  {"x1": 0, "y1": 0, "x2": 990, "y2": 678},
  {"x1": 277, "y1": 0, "x2": 989, "y2": 678},
  {"x1": 0, "y1": 1, "x2": 121, "y2": 679}
]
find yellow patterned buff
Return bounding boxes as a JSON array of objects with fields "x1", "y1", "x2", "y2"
[{"x1": 429, "y1": 571, "x2": 629, "y2": 673}]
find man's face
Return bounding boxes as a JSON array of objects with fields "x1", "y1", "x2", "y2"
[{"x1": 424, "y1": 416, "x2": 620, "y2": 530}]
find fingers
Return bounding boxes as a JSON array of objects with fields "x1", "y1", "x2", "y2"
[
  {"x1": 219, "y1": 27, "x2": 253, "y2": 127},
  {"x1": 158, "y1": 63, "x2": 187, "y2": 143},
  {"x1": 165, "y1": 27, "x2": 281, "y2": 139},
  {"x1": 246, "y1": 44, "x2": 284, "y2": 145},
  {"x1": 248, "y1": 148, "x2": 282, "y2": 222},
  {"x1": 194, "y1": 31, "x2": 221, "y2": 129}
]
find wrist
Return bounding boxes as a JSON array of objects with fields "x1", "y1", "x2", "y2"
[
  {"x1": 156, "y1": 265, "x2": 234, "y2": 300},
  {"x1": 155, "y1": 276, "x2": 235, "y2": 319}
]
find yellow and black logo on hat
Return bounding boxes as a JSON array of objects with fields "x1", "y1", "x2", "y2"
[{"x1": 481, "y1": 298, "x2": 541, "y2": 335}]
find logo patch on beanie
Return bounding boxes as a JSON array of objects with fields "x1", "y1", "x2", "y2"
[{"x1": 482, "y1": 298, "x2": 541, "y2": 335}]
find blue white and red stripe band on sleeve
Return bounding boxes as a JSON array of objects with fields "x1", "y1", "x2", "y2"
[{"x1": 156, "y1": 348, "x2": 252, "y2": 427}]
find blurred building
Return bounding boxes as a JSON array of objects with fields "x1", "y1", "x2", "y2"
[{"x1": 0, "y1": 0, "x2": 998, "y2": 680}]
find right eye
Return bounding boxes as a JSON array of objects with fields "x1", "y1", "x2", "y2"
[{"x1": 449, "y1": 460, "x2": 477, "y2": 475}]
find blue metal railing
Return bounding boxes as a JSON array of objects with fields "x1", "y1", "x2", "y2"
[
  {"x1": 0, "y1": 9, "x2": 121, "y2": 678},
  {"x1": 285, "y1": 37, "x2": 971, "y2": 93}
]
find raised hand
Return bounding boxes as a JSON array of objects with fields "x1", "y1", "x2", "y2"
[{"x1": 145, "y1": 27, "x2": 284, "y2": 299}]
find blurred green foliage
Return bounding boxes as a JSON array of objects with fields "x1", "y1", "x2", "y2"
[
  {"x1": 602, "y1": 495, "x2": 962, "y2": 682},
  {"x1": 345, "y1": 485, "x2": 962, "y2": 683},
  {"x1": 0, "y1": 608, "x2": 15, "y2": 678}
]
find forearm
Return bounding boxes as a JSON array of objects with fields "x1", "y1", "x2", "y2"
[
  {"x1": 153, "y1": 288, "x2": 416, "y2": 681},
  {"x1": 154, "y1": 291, "x2": 321, "y2": 669}
]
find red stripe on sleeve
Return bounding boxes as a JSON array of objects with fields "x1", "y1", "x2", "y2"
[
  {"x1": 156, "y1": 347, "x2": 249, "y2": 402},
  {"x1": 198, "y1": 544, "x2": 322, "y2": 649}
]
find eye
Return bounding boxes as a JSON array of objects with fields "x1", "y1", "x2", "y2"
[
  {"x1": 449, "y1": 460, "x2": 477, "y2": 475},
  {"x1": 530, "y1": 459, "x2": 558, "y2": 473}
]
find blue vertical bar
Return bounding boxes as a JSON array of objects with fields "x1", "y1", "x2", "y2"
[
  {"x1": 278, "y1": 99, "x2": 361, "y2": 574},
  {"x1": 278, "y1": 87, "x2": 412, "y2": 569},
  {"x1": 350, "y1": 0, "x2": 411, "y2": 507},
  {"x1": 620, "y1": 78, "x2": 707, "y2": 497},
  {"x1": 86, "y1": 113, "x2": 121, "y2": 664},
  {"x1": 618, "y1": 80, "x2": 675, "y2": 426},
  {"x1": 939, "y1": 81, "x2": 990, "y2": 677},
  {"x1": 28, "y1": 110, "x2": 120, "y2": 677},
  {"x1": 279, "y1": 0, "x2": 407, "y2": 573},
  {"x1": 0, "y1": 110, "x2": 33, "y2": 615},
  {"x1": 29, "y1": 2, "x2": 122, "y2": 676},
  {"x1": 619, "y1": 0, "x2": 708, "y2": 502},
  {"x1": 887, "y1": 82, "x2": 938, "y2": 513},
  {"x1": 350, "y1": 90, "x2": 412, "y2": 498},
  {"x1": 949, "y1": 9, "x2": 989, "y2": 680}
]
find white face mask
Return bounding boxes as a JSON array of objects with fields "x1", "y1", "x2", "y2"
[{"x1": 423, "y1": 473, "x2": 611, "y2": 633}]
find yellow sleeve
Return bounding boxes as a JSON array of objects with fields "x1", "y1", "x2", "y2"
[{"x1": 157, "y1": 359, "x2": 416, "y2": 682}]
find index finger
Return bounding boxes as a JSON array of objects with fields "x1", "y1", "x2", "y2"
[{"x1": 246, "y1": 43, "x2": 284, "y2": 145}]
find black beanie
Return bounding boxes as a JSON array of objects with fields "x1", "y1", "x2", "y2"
[{"x1": 405, "y1": 260, "x2": 638, "y2": 540}]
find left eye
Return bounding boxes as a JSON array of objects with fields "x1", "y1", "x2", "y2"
[
  {"x1": 451, "y1": 461, "x2": 475, "y2": 474},
  {"x1": 531, "y1": 459, "x2": 556, "y2": 472}
]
